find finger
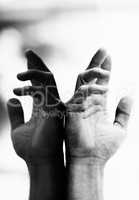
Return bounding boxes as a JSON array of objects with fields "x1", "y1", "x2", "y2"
[
  {"x1": 75, "y1": 75, "x2": 85, "y2": 91},
  {"x1": 14, "y1": 86, "x2": 44, "y2": 108},
  {"x1": 66, "y1": 103, "x2": 85, "y2": 113},
  {"x1": 80, "y1": 68, "x2": 110, "y2": 84},
  {"x1": 78, "y1": 84, "x2": 108, "y2": 96},
  {"x1": 17, "y1": 70, "x2": 60, "y2": 99},
  {"x1": 25, "y1": 50, "x2": 50, "y2": 72},
  {"x1": 7, "y1": 98, "x2": 24, "y2": 130},
  {"x1": 96, "y1": 56, "x2": 111, "y2": 85},
  {"x1": 14, "y1": 86, "x2": 60, "y2": 107},
  {"x1": 114, "y1": 97, "x2": 132, "y2": 128},
  {"x1": 71, "y1": 84, "x2": 108, "y2": 105},
  {"x1": 87, "y1": 49, "x2": 107, "y2": 70},
  {"x1": 17, "y1": 70, "x2": 55, "y2": 85},
  {"x1": 13, "y1": 86, "x2": 44, "y2": 96},
  {"x1": 101, "y1": 56, "x2": 112, "y2": 71}
]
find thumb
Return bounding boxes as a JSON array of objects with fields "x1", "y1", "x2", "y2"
[
  {"x1": 7, "y1": 98, "x2": 24, "y2": 130},
  {"x1": 114, "y1": 97, "x2": 132, "y2": 128}
]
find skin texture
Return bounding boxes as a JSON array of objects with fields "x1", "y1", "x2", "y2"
[
  {"x1": 7, "y1": 51, "x2": 65, "y2": 200},
  {"x1": 7, "y1": 48, "x2": 132, "y2": 200},
  {"x1": 65, "y1": 49, "x2": 132, "y2": 200}
]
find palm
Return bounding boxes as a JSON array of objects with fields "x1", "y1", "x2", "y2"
[{"x1": 11, "y1": 107, "x2": 64, "y2": 162}]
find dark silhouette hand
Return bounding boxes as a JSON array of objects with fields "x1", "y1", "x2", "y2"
[{"x1": 7, "y1": 51, "x2": 65, "y2": 164}]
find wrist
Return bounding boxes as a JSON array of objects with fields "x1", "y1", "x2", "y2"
[
  {"x1": 66, "y1": 156, "x2": 105, "y2": 180},
  {"x1": 27, "y1": 160, "x2": 65, "y2": 200},
  {"x1": 25, "y1": 152, "x2": 64, "y2": 165},
  {"x1": 66, "y1": 155, "x2": 106, "y2": 167},
  {"x1": 66, "y1": 157, "x2": 104, "y2": 200}
]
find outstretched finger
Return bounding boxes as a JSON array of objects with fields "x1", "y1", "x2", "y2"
[
  {"x1": 83, "y1": 68, "x2": 110, "y2": 84},
  {"x1": 17, "y1": 70, "x2": 54, "y2": 84},
  {"x1": 13, "y1": 86, "x2": 44, "y2": 96},
  {"x1": 14, "y1": 86, "x2": 60, "y2": 107},
  {"x1": 17, "y1": 70, "x2": 60, "y2": 99}
]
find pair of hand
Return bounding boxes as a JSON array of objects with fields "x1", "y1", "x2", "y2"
[{"x1": 7, "y1": 49, "x2": 132, "y2": 166}]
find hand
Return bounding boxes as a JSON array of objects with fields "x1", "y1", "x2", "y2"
[
  {"x1": 65, "y1": 49, "x2": 132, "y2": 165},
  {"x1": 7, "y1": 51, "x2": 65, "y2": 164}
]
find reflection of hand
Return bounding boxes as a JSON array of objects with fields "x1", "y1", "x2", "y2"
[
  {"x1": 7, "y1": 51, "x2": 65, "y2": 164},
  {"x1": 64, "y1": 49, "x2": 132, "y2": 200},
  {"x1": 65, "y1": 49, "x2": 132, "y2": 164}
]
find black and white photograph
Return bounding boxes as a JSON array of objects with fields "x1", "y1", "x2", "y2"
[{"x1": 0, "y1": 0, "x2": 138, "y2": 200}]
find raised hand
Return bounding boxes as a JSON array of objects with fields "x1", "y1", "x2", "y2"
[
  {"x1": 7, "y1": 50, "x2": 65, "y2": 164},
  {"x1": 7, "y1": 51, "x2": 66, "y2": 200},
  {"x1": 65, "y1": 49, "x2": 132, "y2": 164}
]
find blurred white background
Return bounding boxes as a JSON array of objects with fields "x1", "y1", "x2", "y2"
[{"x1": 0, "y1": 0, "x2": 138, "y2": 200}]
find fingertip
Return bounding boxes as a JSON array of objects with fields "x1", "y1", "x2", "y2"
[
  {"x1": 25, "y1": 49, "x2": 35, "y2": 58},
  {"x1": 25, "y1": 49, "x2": 50, "y2": 72},
  {"x1": 118, "y1": 96, "x2": 133, "y2": 115},
  {"x1": 17, "y1": 73, "x2": 24, "y2": 81},
  {"x1": 87, "y1": 48, "x2": 108, "y2": 70},
  {"x1": 7, "y1": 98, "x2": 24, "y2": 130},
  {"x1": 7, "y1": 98, "x2": 21, "y2": 108},
  {"x1": 95, "y1": 48, "x2": 107, "y2": 59},
  {"x1": 17, "y1": 73, "x2": 21, "y2": 79},
  {"x1": 114, "y1": 96, "x2": 133, "y2": 128},
  {"x1": 13, "y1": 88, "x2": 17, "y2": 95},
  {"x1": 13, "y1": 88, "x2": 21, "y2": 96},
  {"x1": 97, "y1": 48, "x2": 107, "y2": 55},
  {"x1": 101, "y1": 55, "x2": 112, "y2": 71}
]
